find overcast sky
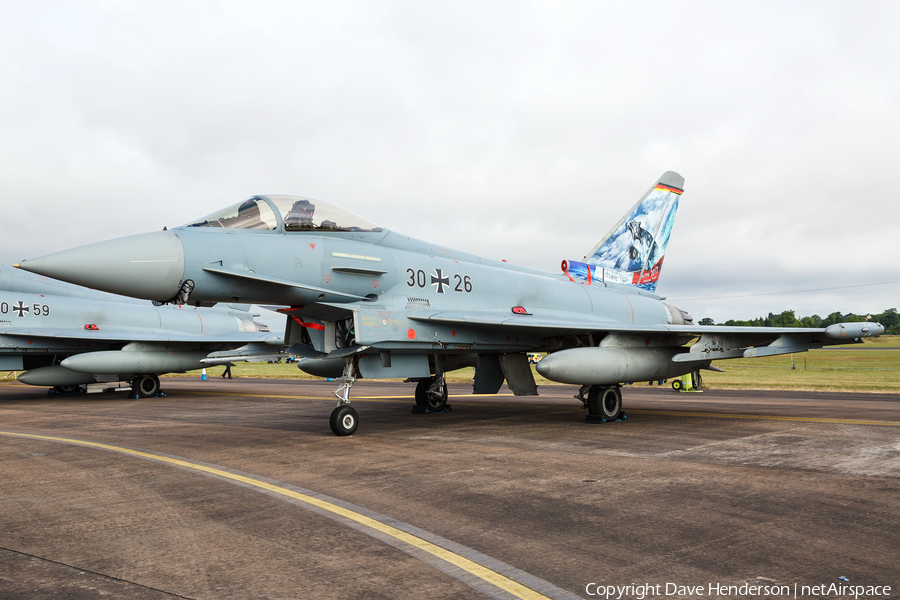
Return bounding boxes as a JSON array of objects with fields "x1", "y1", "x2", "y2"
[{"x1": 2, "y1": 1, "x2": 898, "y2": 326}]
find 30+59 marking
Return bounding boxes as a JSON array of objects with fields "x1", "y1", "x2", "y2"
[{"x1": 1, "y1": 301, "x2": 51, "y2": 317}]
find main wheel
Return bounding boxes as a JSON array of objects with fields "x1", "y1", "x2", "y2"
[
  {"x1": 415, "y1": 377, "x2": 448, "y2": 411},
  {"x1": 426, "y1": 379, "x2": 448, "y2": 412},
  {"x1": 132, "y1": 374, "x2": 161, "y2": 398},
  {"x1": 587, "y1": 386, "x2": 623, "y2": 421},
  {"x1": 599, "y1": 387, "x2": 622, "y2": 420},
  {"x1": 587, "y1": 385, "x2": 601, "y2": 414},
  {"x1": 53, "y1": 384, "x2": 79, "y2": 394},
  {"x1": 692, "y1": 372, "x2": 702, "y2": 390},
  {"x1": 330, "y1": 405, "x2": 359, "y2": 436},
  {"x1": 414, "y1": 378, "x2": 431, "y2": 409}
]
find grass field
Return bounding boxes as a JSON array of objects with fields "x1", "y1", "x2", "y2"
[
  {"x1": 687, "y1": 335, "x2": 900, "y2": 393},
  {"x1": 166, "y1": 335, "x2": 900, "y2": 394}
]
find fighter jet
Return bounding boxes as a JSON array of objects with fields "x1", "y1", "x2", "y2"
[
  {"x1": 0, "y1": 266, "x2": 282, "y2": 396},
  {"x1": 15, "y1": 172, "x2": 883, "y2": 434}
]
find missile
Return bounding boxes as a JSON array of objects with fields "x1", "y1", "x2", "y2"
[
  {"x1": 535, "y1": 346, "x2": 701, "y2": 385},
  {"x1": 61, "y1": 350, "x2": 210, "y2": 375},
  {"x1": 16, "y1": 231, "x2": 185, "y2": 301},
  {"x1": 202, "y1": 342, "x2": 288, "y2": 365},
  {"x1": 825, "y1": 322, "x2": 884, "y2": 339},
  {"x1": 16, "y1": 366, "x2": 97, "y2": 387}
]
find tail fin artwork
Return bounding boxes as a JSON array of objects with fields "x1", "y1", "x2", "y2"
[{"x1": 581, "y1": 171, "x2": 684, "y2": 293}]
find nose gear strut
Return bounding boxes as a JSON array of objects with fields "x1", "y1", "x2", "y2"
[{"x1": 329, "y1": 360, "x2": 359, "y2": 436}]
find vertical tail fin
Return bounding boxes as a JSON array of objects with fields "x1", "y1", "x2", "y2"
[{"x1": 582, "y1": 171, "x2": 683, "y2": 293}]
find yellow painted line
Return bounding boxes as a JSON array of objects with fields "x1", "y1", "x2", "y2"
[
  {"x1": 0, "y1": 430, "x2": 551, "y2": 600},
  {"x1": 175, "y1": 391, "x2": 410, "y2": 402},
  {"x1": 358, "y1": 393, "x2": 515, "y2": 399},
  {"x1": 175, "y1": 390, "x2": 515, "y2": 402},
  {"x1": 171, "y1": 390, "x2": 900, "y2": 425},
  {"x1": 628, "y1": 410, "x2": 900, "y2": 427}
]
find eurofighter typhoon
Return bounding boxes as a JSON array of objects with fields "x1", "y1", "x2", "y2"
[
  {"x1": 0, "y1": 266, "x2": 280, "y2": 396},
  {"x1": 15, "y1": 172, "x2": 883, "y2": 434}
]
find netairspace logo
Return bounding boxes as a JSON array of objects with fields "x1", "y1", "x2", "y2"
[{"x1": 584, "y1": 582, "x2": 893, "y2": 599}]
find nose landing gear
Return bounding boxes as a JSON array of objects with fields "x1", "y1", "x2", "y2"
[
  {"x1": 330, "y1": 404, "x2": 359, "y2": 436},
  {"x1": 330, "y1": 361, "x2": 359, "y2": 436}
]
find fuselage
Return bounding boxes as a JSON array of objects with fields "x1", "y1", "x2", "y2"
[
  {"x1": 0, "y1": 266, "x2": 266, "y2": 383},
  {"x1": 12, "y1": 194, "x2": 683, "y2": 358},
  {"x1": 198, "y1": 226, "x2": 667, "y2": 308},
  {"x1": 168, "y1": 225, "x2": 674, "y2": 352}
]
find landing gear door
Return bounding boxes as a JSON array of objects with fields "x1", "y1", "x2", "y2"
[{"x1": 283, "y1": 304, "x2": 356, "y2": 354}]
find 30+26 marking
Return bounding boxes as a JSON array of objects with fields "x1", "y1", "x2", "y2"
[{"x1": 406, "y1": 268, "x2": 472, "y2": 294}]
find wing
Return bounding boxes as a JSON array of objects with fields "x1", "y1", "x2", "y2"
[
  {"x1": 407, "y1": 308, "x2": 818, "y2": 335},
  {"x1": 407, "y1": 309, "x2": 882, "y2": 359}
]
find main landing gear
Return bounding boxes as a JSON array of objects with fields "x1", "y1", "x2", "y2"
[
  {"x1": 330, "y1": 361, "x2": 359, "y2": 436},
  {"x1": 412, "y1": 356, "x2": 451, "y2": 414},
  {"x1": 414, "y1": 375, "x2": 449, "y2": 412},
  {"x1": 131, "y1": 374, "x2": 161, "y2": 398},
  {"x1": 52, "y1": 384, "x2": 80, "y2": 395},
  {"x1": 672, "y1": 371, "x2": 702, "y2": 392},
  {"x1": 578, "y1": 385, "x2": 623, "y2": 423}
]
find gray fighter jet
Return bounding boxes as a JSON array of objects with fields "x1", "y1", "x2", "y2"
[
  {"x1": 15, "y1": 172, "x2": 883, "y2": 434},
  {"x1": 0, "y1": 266, "x2": 282, "y2": 396}
]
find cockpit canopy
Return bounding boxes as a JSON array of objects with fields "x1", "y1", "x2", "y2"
[
  {"x1": 184, "y1": 195, "x2": 383, "y2": 233},
  {"x1": 185, "y1": 198, "x2": 279, "y2": 230}
]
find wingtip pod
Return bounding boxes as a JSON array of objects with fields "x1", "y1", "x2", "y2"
[
  {"x1": 582, "y1": 171, "x2": 684, "y2": 293},
  {"x1": 824, "y1": 322, "x2": 884, "y2": 339}
]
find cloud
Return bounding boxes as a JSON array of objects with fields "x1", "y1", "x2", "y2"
[{"x1": 1, "y1": 1, "x2": 898, "y2": 324}]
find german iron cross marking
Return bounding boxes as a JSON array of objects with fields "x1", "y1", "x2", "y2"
[
  {"x1": 13, "y1": 301, "x2": 29, "y2": 317},
  {"x1": 430, "y1": 269, "x2": 449, "y2": 293}
]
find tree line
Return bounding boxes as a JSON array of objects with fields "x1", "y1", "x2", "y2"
[{"x1": 698, "y1": 308, "x2": 899, "y2": 334}]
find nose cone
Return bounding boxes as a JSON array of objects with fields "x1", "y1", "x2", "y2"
[{"x1": 17, "y1": 231, "x2": 185, "y2": 301}]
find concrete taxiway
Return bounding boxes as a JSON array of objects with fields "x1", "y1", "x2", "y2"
[{"x1": 1, "y1": 378, "x2": 898, "y2": 599}]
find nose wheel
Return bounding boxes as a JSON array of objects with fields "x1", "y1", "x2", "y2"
[{"x1": 330, "y1": 404, "x2": 359, "y2": 436}]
